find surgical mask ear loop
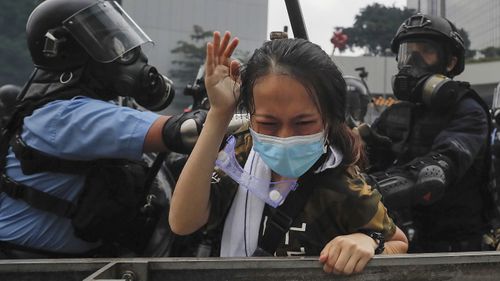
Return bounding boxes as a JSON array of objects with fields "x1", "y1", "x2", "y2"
[{"x1": 215, "y1": 135, "x2": 298, "y2": 208}]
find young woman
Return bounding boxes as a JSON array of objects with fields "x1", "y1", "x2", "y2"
[{"x1": 169, "y1": 31, "x2": 408, "y2": 275}]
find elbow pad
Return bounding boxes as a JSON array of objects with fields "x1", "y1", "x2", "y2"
[
  {"x1": 366, "y1": 154, "x2": 453, "y2": 210},
  {"x1": 162, "y1": 109, "x2": 207, "y2": 154}
]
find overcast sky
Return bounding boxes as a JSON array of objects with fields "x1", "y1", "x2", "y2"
[{"x1": 268, "y1": 0, "x2": 407, "y2": 55}]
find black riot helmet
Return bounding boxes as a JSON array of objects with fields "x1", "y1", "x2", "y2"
[
  {"x1": 26, "y1": 0, "x2": 152, "y2": 71},
  {"x1": 25, "y1": 0, "x2": 174, "y2": 111},
  {"x1": 391, "y1": 14, "x2": 465, "y2": 77},
  {"x1": 26, "y1": 0, "x2": 92, "y2": 70},
  {"x1": 0, "y1": 84, "x2": 21, "y2": 108}
]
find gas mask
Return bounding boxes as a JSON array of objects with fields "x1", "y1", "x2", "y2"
[
  {"x1": 392, "y1": 40, "x2": 457, "y2": 109},
  {"x1": 88, "y1": 47, "x2": 174, "y2": 111},
  {"x1": 61, "y1": 0, "x2": 174, "y2": 111}
]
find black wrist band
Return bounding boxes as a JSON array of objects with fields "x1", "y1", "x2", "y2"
[{"x1": 358, "y1": 229, "x2": 385, "y2": 255}]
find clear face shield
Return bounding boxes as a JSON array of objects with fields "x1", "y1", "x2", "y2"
[
  {"x1": 62, "y1": 0, "x2": 152, "y2": 63},
  {"x1": 397, "y1": 40, "x2": 443, "y2": 72},
  {"x1": 215, "y1": 136, "x2": 298, "y2": 208},
  {"x1": 492, "y1": 83, "x2": 500, "y2": 124},
  {"x1": 493, "y1": 83, "x2": 500, "y2": 112}
]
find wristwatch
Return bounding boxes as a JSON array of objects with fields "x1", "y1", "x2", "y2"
[{"x1": 359, "y1": 229, "x2": 385, "y2": 254}]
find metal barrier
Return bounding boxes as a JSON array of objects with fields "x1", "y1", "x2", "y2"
[{"x1": 1, "y1": 252, "x2": 500, "y2": 281}]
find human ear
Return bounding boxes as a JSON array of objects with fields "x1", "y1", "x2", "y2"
[{"x1": 446, "y1": 56, "x2": 458, "y2": 72}]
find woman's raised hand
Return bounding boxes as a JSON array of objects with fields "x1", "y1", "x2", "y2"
[{"x1": 204, "y1": 31, "x2": 240, "y2": 117}]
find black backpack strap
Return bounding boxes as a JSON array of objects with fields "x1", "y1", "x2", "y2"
[
  {"x1": 0, "y1": 174, "x2": 76, "y2": 218},
  {"x1": 254, "y1": 172, "x2": 316, "y2": 256},
  {"x1": 10, "y1": 133, "x2": 105, "y2": 175}
]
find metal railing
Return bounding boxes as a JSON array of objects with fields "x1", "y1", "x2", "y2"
[{"x1": 2, "y1": 251, "x2": 500, "y2": 281}]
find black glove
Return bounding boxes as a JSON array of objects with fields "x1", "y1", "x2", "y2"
[
  {"x1": 162, "y1": 109, "x2": 207, "y2": 154},
  {"x1": 357, "y1": 123, "x2": 392, "y2": 148}
]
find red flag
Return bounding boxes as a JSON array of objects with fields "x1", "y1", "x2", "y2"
[{"x1": 331, "y1": 30, "x2": 348, "y2": 51}]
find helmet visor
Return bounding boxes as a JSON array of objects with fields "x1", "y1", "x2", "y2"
[
  {"x1": 493, "y1": 83, "x2": 500, "y2": 111},
  {"x1": 63, "y1": 0, "x2": 152, "y2": 63},
  {"x1": 397, "y1": 40, "x2": 443, "y2": 71}
]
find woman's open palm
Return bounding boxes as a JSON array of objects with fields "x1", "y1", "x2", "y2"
[{"x1": 205, "y1": 31, "x2": 240, "y2": 116}]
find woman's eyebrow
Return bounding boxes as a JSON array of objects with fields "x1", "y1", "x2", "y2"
[{"x1": 252, "y1": 113, "x2": 278, "y2": 119}]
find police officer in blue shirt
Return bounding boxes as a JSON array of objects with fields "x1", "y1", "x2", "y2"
[{"x1": 0, "y1": 0, "x2": 205, "y2": 258}]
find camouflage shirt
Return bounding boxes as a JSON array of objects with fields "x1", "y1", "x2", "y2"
[{"x1": 206, "y1": 130, "x2": 396, "y2": 256}]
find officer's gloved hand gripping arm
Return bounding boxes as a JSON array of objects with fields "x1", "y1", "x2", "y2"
[
  {"x1": 363, "y1": 98, "x2": 489, "y2": 211},
  {"x1": 364, "y1": 154, "x2": 454, "y2": 210}
]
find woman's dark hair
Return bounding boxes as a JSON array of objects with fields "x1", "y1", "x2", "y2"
[{"x1": 239, "y1": 38, "x2": 365, "y2": 167}]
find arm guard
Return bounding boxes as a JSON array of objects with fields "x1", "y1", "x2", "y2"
[
  {"x1": 162, "y1": 109, "x2": 208, "y2": 154},
  {"x1": 162, "y1": 111, "x2": 250, "y2": 154},
  {"x1": 365, "y1": 154, "x2": 454, "y2": 210}
]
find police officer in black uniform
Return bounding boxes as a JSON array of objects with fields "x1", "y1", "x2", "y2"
[{"x1": 360, "y1": 14, "x2": 494, "y2": 253}]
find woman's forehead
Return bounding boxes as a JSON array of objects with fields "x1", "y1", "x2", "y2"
[{"x1": 252, "y1": 74, "x2": 321, "y2": 115}]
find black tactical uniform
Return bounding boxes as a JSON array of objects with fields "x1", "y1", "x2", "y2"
[{"x1": 363, "y1": 14, "x2": 493, "y2": 253}]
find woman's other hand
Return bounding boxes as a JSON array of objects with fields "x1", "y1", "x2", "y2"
[{"x1": 319, "y1": 233, "x2": 376, "y2": 275}]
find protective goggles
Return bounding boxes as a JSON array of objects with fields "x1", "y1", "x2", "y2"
[{"x1": 397, "y1": 40, "x2": 443, "y2": 70}]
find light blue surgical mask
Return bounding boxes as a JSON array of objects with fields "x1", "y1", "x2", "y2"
[
  {"x1": 215, "y1": 135, "x2": 298, "y2": 208},
  {"x1": 249, "y1": 128, "x2": 327, "y2": 178}
]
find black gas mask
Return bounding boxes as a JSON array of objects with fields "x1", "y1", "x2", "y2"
[
  {"x1": 88, "y1": 47, "x2": 174, "y2": 111},
  {"x1": 392, "y1": 40, "x2": 454, "y2": 108}
]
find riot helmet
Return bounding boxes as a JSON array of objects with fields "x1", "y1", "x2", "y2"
[
  {"x1": 0, "y1": 84, "x2": 21, "y2": 108},
  {"x1": 493, "y1": 82, "x2": 500, "y2": 124},
  {"x1": 0, "y1": 84, "x2": 22, "y2": 128},
  {"x1": 25, "y1": 0, "x2": 173, "y2": 111},
  {"x1": 343, "y1": 76, "x2": 370, "y2": 125},
  {"x1": 391, "y1": 14, "x2": 465, "y2": 108},
  {"x1": 391, "y1": 13, "x2": 465, "y2": 77}
]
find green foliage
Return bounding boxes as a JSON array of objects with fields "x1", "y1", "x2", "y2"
[
  {"x1": 340, "y1": 4, "x2": 415, "y2": 56},
  {"x1": 169, "y1": 25, "x2": 250, "y2": 90},
  {"x1": 480, "y1": 46, "x2": 500, "y2": 58},
  {"x1": 0, "y1": 0, "x2": 40, "y2": 86},
  {"x1": 457, "y1": 28, "x2": 475, "y2": 59}
]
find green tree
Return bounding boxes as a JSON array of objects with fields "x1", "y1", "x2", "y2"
[
  {"x1": 457, "y1": 28, "x2": 475, "y2": 59},
  {"x1": 340, "y1": 4, "x2": 415, "y2": 56},
  {"x1": 169, "y1": 25, "x2": 213, "y2": 90},
  {"x1": 480, "y1": 46, "x2": 500, "y2": 58},
  {"x1": 0, "y1": 0, "x2": 40, "y2": 86},
  {"x1": 168, "y1": 25, "x2": 250, "y2": 94}
]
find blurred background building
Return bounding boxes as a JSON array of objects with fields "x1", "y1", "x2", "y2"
[
  {"x1": 407, "y1": 0, "x2": 500, "y2": 50},
  {"x1": 122, "y1": 0, "x2": 269, "y2": 114}
]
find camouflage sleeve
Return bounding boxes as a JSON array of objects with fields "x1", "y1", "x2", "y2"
[{"x1": 338, "y1": 167, "x2": 397, "y2": 239}]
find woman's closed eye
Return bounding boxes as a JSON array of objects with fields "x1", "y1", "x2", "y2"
[
  {"x1": 296, "y1": 120, "x2": 316, "y2": 126},
  {"x1": 258, "y1": 121, "x2": 278, "y2": 127}
]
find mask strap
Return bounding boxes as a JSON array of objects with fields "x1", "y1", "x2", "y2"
[{"x1": 215, "y1": 136, "x2": 297, "y2": 208}]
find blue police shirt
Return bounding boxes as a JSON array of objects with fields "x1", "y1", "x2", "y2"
[{"x1": 0, "y1": 96, "x2": 160, "y2": 253}]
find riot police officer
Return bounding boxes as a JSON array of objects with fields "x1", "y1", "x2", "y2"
[
  {"x1": 361, "y1": 14, "x2": 494, "y2": 252},
  {"x1": 0, "y1": 0, "x2": 205, "y2": 258}
]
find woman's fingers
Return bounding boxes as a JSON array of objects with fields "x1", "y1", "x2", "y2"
[
  {"x1": 213, "y1": 31, "x2": 221, "y2": 65},
  {"x1": 223, "y1": 37, "x2": 239, "y2": 62},
  {"x1": 229, "y1": 60, "x2": 241, "y2": 80},
  {"x1": 205, "y1": 42, "x2": 214, "y2": 76},
  {"x1": 219, "y1": 31, "x2": 231, "y2": 58},
  {"x1": 353, "y1": 256, "x2": 370, "y2": 274}
]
